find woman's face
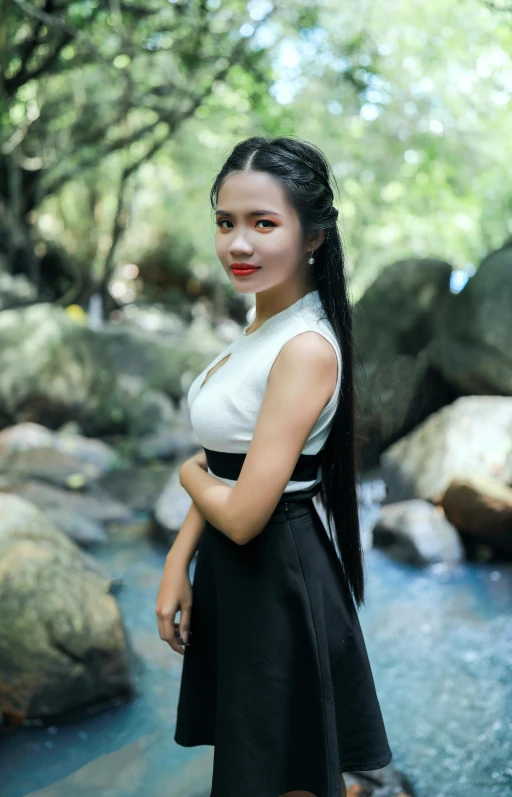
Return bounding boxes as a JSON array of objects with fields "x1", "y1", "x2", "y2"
[{"x1": 215, "y1": 170, "x2": 310, "y2": 295}]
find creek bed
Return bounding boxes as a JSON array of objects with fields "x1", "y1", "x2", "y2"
[{"x1": 1, "y1": 479, "x2": 511, "y2": 797}]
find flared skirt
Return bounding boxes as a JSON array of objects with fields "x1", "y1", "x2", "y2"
[{"x1": 174, "y1": 485, "x2": 392, "y2": 797}]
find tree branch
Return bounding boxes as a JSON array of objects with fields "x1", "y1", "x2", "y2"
[
  {"x1": 17, "y1": 0, "x2": 48, "y2": 74},
  {"x1": 5, "y1": 31, "x2": 74, "y2": 95},
  {"x1": 10, "y1": 0, "x2": 78, "y2": 34},
  {"x1": 29, "y1": 6, "x2": 276, "y2": 197},
  {"x1": 5, "y1": 0, "x2": 118, "y2": 96},
  {"x1": 100, "y1": 130, "x2": 169, "y2": 294}
]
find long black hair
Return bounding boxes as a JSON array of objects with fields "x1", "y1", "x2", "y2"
[{"x1": 209, "y1": 135, "x2": 366, "y2": 609}]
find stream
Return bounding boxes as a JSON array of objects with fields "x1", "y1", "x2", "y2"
[{"x1": 1, "y1": 476, "x2": 511, "y2": 797}]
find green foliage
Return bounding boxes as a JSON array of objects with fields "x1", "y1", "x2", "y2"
[{"x1": 1, "y1": 0, "x2": 511, "y2": 302}]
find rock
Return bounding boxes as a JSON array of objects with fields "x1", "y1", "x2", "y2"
[
  {"x1": 113, "y1": 302, "x2": 186, "y2": 334},
  {"x1": 355, "y1": 352, "x2": 454, "y2": 469},
  {"x1": 42, "y1": 506, "x2": 108, "y2": 545},
  {"x1": 353, "y1": 257, "x2": 453, "y2": 362},
  {"x1": 0, "y1": 303, "x2": 132, "y2": 434},
  {"x1": 372, "y1": 499, "x2": 464, "y2": 565},
  {"x1": 0, "y1": 479, "x2": 133, "y2": 545},
  {"x1": 102, "y1": 376, "x2": 198, "y2": 454},
  {"x1": 54, "y1": 428, "x2": 123, "y2": 472},
  {"x1": 0, "y1": 424, "x2": 132, "y2": 545},
  {"x1": 135, "y1": 426, "x2": 199, "y2": 462},
  {"x1": 24, "y1": 732, "x2": 214, "y2": 796},
  {"x1": 24, "y1": 746, "x2": 412, "y2": 797},
  {"x1": 503, "y1": 450, "x2": 512, "y2": 486},
  {"x1": 440, "y1": 475, "x2": 512, "y2": 556},
  {"x1": 0, "y1": 421, "x2": 54, "y2": 452},
  {"x1": 344, "y1": 762, "x2": 414, "y2": 797},
  {"x1": 381, "y1": 396, "x2": 512, "y2": 503},
  {"x1": 427, "y1": 242, "x2": 512, "y2": 395},
  {"x1": 0, "y1": 423, "x2": 124, "y2": 489},
  {"x1": 0, "y1": 446, "x2": 100, "y2": 489},
  {"x1": 0, "y1": 493, "x2": 133, "y2": 721},
  {"x1": 96, "y1": 319, "x2": 225, "y2": 401},
  {"x1": 152, "y1": 466, "x2": 193, "y2": 546},
  {"x1": 117, "y1": 375, "x2": 177, "y2": 437},
  {"x1": 0, "y1": 271, "x2": 37, "y2": 311},
  {"x1": 99, "y1": 463, "x2": 175, "y2": 513},
  {"x1": 77, "y1": 549, "x2": 123, "y2": 590}
]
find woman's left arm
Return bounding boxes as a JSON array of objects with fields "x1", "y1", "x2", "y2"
[
  {"x1": 179, "y1": 453, "x2": 239, "y2": 541},
  {"x1": 179, "y1": 331, "x2": 337, "y2": 545}
]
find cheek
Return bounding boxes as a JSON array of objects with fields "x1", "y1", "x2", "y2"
[
  {"x1": 256, "y1": 228, "x2": 285, "y2": 252},
  {"x1": 265, "y1": 231, "x2": 295, "y2": 259},
  {"x1": 215, "y1": 236, "x2": 226, "y2": 257}
]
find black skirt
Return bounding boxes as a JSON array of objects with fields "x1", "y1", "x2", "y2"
[{"x1": 174, "y1": 476, "x2": 392, "y2": 797}]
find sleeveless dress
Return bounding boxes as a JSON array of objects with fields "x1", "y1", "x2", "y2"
[{"x1": 174, "y1": 290, "x2": 393, "y2": 797}]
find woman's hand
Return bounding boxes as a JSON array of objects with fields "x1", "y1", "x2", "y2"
[{"x1": 155, "y1": 557, "x2": 193, "y2": 655}]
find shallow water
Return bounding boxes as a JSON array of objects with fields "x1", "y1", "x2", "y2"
[{"x1": 1, "y1": 483, "x2": 512, "y2": 797}]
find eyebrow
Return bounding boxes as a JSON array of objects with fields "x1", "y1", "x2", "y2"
[{"x1": 215, "y1": 209, "x2": 282, "y2": 218}]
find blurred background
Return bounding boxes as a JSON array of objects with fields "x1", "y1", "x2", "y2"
[{"x1": 0, "y1": 1, "x2": 511, "y2": 796}]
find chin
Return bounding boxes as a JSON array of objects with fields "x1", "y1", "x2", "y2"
[{"x1": 232, "y1": 284, "x2": 255, "y2": 295}]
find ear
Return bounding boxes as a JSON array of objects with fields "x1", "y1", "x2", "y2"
[{"x1": 307, "y1": 228, "x2": 326, "y2": 251}]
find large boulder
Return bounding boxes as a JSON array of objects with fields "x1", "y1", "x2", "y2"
[
  {"x1": 427, "y1": 242, "x2": 512, "y2": 395},
  {"x1": 381, "y1": 396, "x2": 512, "y2": 504},
  {"x1": 99, "y1": 462, "x2": 175, "y2": 513},
  {"x1": 96, "y1": 316, "x2": 228, "y2": 401},
  {"x1": 0, "y1": 304, "x2": 131, "y2": 434},
  {"x1": 350, "y1": 257, "x2": 456, "y2": 467},
  {"x1": 353, "y1": 257, "x2": 453, "y2": 362},
  {"x1": 134, "y1": 424, "x2": 198, "y2": 463},
  {"x1": 0, "y1": 271, "x2": 37, "y2": 311},
  {"x1": 440, "y1": 475, "x2": 512, "y2": 556},
  {"x1": 354, "y1": 352, "x2": 454, "y2": 468},
  {"x1": 0, "y1": 493, "x2": 134, "y2": 722},
  {"x1": 115, "y1": 374, "x2": 178, "y2": 440},
  {"x1": 0, "y1": 446, "x2": 101, "y2": 490},
  {"x1": 0, "y1": 479, "x2": 133, "y2": 545},
  {"x1": 0, "y1": 422, "x2": 132, "y2": 545},
  {"x1": 0, "y1": 422, "x2": 123, "y2": 474},
  {"x1": 372, "y1": 499, "x2": 464, "y2": 565}
]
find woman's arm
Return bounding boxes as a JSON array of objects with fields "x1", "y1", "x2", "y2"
[
  {"x1": 179, "y1": 455, "x2": 239, "y2": 543},
  {"x1": 180, "y1": 331, "x2": 338, "y2": 545},
  {"x1": 166, "y1": 499, "x2": 208, "y2": 570}
]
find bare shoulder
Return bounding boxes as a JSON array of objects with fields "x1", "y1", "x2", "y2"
[{"x1": 270, "y1": 330, "x2": 338, "y2": 387}]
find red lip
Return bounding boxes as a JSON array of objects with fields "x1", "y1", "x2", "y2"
[{"x1": 231, "y1": 264, "x2": 260, "y2": 270}]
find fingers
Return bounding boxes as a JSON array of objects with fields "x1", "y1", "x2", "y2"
[
  {"x1": 175, "y1": 622, "x2": 193, "y2": 650},
  {"x1": 155, "y1": 607, "x2": 193, "y2": 656},
  {"x1": 157, "y1": 613, "x2": 184, "y2": 655},
  {"x1": 155, "y1": 607, "x2": 185, "y2": 655},
  {"x1": 179, "y1": 606, "x2": 192, "y2": 645}
]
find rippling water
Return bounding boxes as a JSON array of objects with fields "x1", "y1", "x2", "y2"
[{"x1": 1, "y1": 479, "x2": 512, "y2": 797}]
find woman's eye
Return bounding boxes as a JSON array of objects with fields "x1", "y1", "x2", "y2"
[{"x1": 215, "y1": 219, "x2": 275, "y2": 229}]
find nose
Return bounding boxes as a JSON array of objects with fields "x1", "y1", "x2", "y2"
[{"x1": 228, "y1": 229, "x2": 254, "y2": 257}]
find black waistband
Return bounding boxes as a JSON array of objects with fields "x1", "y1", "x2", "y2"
[
  {"x1": 203, "y1": 447, "x2": 322, "y2": 483},
  {"x1": 274, "y1": 481, "x2": 323, "y2": 506}
]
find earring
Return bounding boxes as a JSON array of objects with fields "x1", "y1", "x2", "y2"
[{"x1": 308, "y1": 250, "x2": 315, "y2": 265}]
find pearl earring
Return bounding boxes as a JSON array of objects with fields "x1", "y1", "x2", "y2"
[{"x1": 308, "y1": 250, "x2": 315, "y2": 265}]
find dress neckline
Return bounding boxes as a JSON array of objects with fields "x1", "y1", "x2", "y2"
[{"x1": 233, "y1": 289, "x2": 321, "y2": 350}]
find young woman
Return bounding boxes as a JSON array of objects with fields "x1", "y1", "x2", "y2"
[{"x1": 156, "y1": 136, "x2": 392, "y2": 797}]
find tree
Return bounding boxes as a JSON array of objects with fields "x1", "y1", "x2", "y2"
[{"x1": 0, "y1": 0, "x2": 281, "y2": 304}]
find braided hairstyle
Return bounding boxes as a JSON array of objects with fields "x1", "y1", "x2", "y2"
[{"x1": 210, "y1": 135, "x2": 365, "y2": 609}]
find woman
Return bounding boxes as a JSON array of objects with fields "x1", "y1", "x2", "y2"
[{"x1": 156, "y1": 136, "x2": 392, "y2": 797}]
